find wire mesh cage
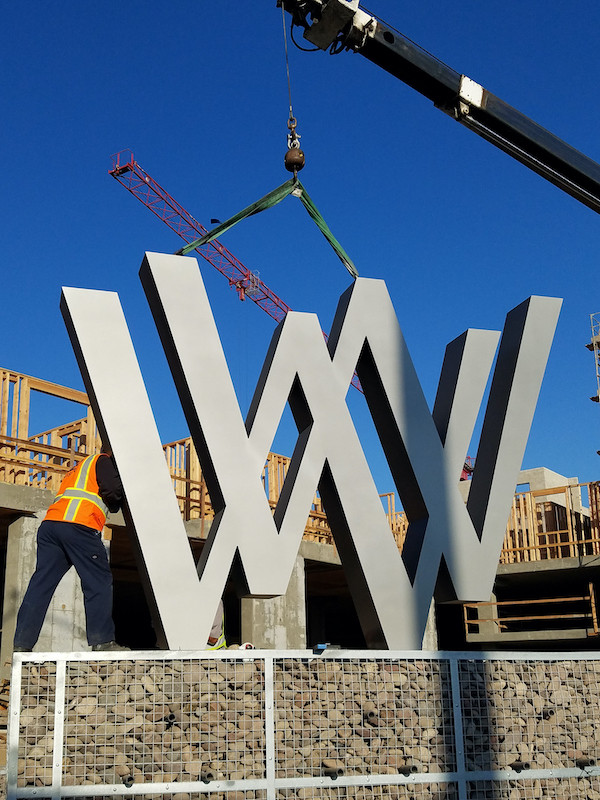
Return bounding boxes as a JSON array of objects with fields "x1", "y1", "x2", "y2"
[{"x1": 7, "y1": 651, "x2": 600, "y2": 800}]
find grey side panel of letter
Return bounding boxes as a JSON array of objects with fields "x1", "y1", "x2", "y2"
[{"x1": 467, "y1": 295, "x2": 563, "y2": 590}]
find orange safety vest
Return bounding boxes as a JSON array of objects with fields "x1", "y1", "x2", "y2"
[{"x1": 44, "y1": 454, "x2": 108, "y2": 532}]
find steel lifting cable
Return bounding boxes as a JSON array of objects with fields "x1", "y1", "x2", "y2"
[
  {"x1": 281, "y1": 1, "x2": 305, "y2": 177},
  {"x1": 177, "y1": 4, "x2": 358, "y2": 279},
  {"x1": 281, "y1": 1, "x2": 294, "y2": 126}
]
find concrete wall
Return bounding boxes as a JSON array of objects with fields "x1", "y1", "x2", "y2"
[
  {"x1": 0, "y1": 484, "x2": 111, "y2": 674},
  {"x1": 518, "y1": 467, "x2": 579, "y2": 491},
  {"x1": 241, "y1": 555, "x2": 307, "y2": 649},
  {"x1": 518, "y1": 466, "x2": 587, "y2": 515},
  {"x1": 458, "y1": 466, "x2": 588, "y2": 514}
]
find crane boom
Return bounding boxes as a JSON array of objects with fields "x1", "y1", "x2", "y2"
[
  {"x1": 281, "y1": 0, "x2": 600, "y2": 214},
  {"x1": 109, "y1": 150, "x2": 291, "y2": 322}
]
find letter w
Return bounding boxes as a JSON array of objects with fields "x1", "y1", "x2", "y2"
[{"x1": 61, "y1": 252, "x2": 560, "y2": 650}]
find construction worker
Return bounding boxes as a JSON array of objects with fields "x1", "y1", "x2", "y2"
[
  {"x1": 206, "y1": 599, "x2": 226, "y2": 649},
  {"x1": 13, "y1": 447, "x2": 125, "y2": 652}
]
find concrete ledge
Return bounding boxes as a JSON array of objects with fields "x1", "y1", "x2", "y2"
[
  {"x1": 498, "y1": 556, "x2": 600, "y2": 576},
  {"x1": 0, "y1": 483, "x2": 53, "y2": 515},
  {"x1": 300, "y1": 538, "x2": 340, "y2": 565}
]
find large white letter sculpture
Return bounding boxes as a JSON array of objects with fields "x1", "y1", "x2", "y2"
[{"x1": 60, "y1": 252, "x2": 561, "y2": 650}]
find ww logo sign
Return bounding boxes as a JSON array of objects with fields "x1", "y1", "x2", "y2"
[{"x1": 61, "y1": 252, "x2": 561, "y2": 650}]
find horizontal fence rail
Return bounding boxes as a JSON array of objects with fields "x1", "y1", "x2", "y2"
[
  {"x1": 463, "y1": 581, "x2": 600, "y2": 638},
  {"x1": 7, "y1": 650, "x2": 600, "y2": 800}
]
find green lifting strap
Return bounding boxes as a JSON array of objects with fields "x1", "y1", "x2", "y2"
[{"x1": 177, "y1": 178, "x2": 359, "y2": 279}]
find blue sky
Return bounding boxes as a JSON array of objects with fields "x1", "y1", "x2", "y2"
[{"x1": 3, "y1": 1, "x2": 600, "y2": 495}]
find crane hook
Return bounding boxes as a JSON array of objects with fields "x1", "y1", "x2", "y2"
[{"x1": 284, "y1": 116, "x2": 305, "y2": 176}]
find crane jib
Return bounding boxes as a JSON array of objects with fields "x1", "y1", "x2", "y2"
[{"x1": 281, "y1": 0, "x2": 600, "y2": 214}]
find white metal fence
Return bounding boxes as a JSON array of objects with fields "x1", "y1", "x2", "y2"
[{"x1": 7, "y1": 650, "x2": 600, "y2": 799}]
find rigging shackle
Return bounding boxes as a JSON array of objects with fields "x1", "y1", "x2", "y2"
[{"x1": 285, "y1": 116, "x2": 305, "y2": 174}]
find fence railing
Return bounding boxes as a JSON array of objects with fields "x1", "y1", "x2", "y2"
[{"x1": 463, "y1": 581, "x2": 600, "y2": 639}]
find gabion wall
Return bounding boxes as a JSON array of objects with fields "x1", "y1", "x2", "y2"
[{"x1": 7, "y1": 651, "x2": 600, "y2": 799}]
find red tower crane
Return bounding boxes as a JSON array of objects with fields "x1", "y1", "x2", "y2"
[
  {"x1": 109, "y1": 150, "x2": 291, "y2": 322},
  {"x1": 109, "y1": 149, "x2": 363, "y2": 396}
]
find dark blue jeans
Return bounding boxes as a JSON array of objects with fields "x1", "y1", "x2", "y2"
[{"x1": 14, "y1": 519, "x2": 115, "y2": 648}]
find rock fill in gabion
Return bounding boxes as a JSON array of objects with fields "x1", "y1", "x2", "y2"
[{"x1": 11, "y1": 654, "x2": 600, "y2": 799}]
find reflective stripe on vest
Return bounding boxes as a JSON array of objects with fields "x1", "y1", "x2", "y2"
[{"x1": 54, "y1": 487, "x2": 109, "y2": 521}]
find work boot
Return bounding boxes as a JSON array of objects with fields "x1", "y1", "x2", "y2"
[
  {"x1": 91, "y1": 641, "x2": 130, "y2": 652},
  {"x1": 13, "y1": 646, "x2": 32, "y2": 653}
]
